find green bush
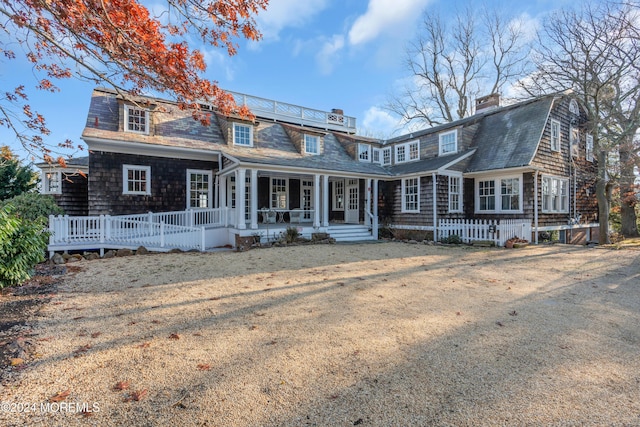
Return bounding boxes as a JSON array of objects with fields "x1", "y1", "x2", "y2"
[
  {"x1": 0, "y1": 192, "x2": 64, "y2": 222},
  {"x1": 440, "y1": 234, "x2": 463, "y2": 244},
  {"x1": 0, "y1": 206, "x2": 49, "y2": 288}
]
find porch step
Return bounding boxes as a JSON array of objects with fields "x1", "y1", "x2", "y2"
[{"x1": 327, "y1": 224, "x2": 376, "y2": 242}]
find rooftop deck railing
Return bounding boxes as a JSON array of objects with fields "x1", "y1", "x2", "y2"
[{"x1": 228, "y1": 91, "x2": 357, "y2": 133}]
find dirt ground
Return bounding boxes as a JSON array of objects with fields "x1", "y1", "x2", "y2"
[{"x1": 0, "y1": 242, "x2": 639, "y2": 426}]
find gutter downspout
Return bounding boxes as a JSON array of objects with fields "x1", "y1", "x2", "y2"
[
  {"x1": 534, "y1": 170, "x2": 539, "y2": 244},
  {"x1": 432, "y1": 172, "x2": 438, "y2": 242}
]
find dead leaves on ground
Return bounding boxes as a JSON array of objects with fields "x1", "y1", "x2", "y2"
[
  {"x1": 113, "y1": 381, "x2": 130, "y2": 391},
  {"x1": 49, "y1": 389, "x2": 71, "y2": 402},
  {"x1": 124, "y1": 389, "x2": 148, "y2": 402}
]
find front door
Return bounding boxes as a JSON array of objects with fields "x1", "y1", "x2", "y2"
[{"x1": 345, "y1": 179, "x2": 359, "y2": 224}]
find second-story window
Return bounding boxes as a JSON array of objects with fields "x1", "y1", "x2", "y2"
[
  {"x1": 358, "y1": 144, "x2": 371, "y2": 162},
  {"x1": 382, "y1": 147, "x2": 392, "y2": 165},
  {"x1": 233, "y1": 123, "x2": 253, "y2": 146},
  {"x1": 550, "y1": 120, "x2": 561, "y2": 152},
  {"x1": 586, "y1": 134, "x2": 594, "y2": 162},
  {"x1": 439, "y1": 130, "x2": 457, "y2": 155},
  {"x1": 125, "y1": 105, "x2": 149, "y2": 134},
  {"x1": 304, "y1": 134, "x2": 319, "y2": 154}
]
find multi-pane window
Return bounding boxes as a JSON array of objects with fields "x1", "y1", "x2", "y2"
[
  {"x1": 402, "y1": 177, "x2": 419, "y2": 212},
  {"x1": 372, "y1": 148, "x2": 380, "y2": 164},
  {"x1": 304, "y1": 134, "x2": 319, "y2": 154},
  {"x1": 382, "y1": 147, "x2": 392, "y2": 165},
  {"x1": 570, "y1": 127, "x2": 579, "y2": 157},
  {"x1": 448, "y1": 176, "x2": 462, "y2": 212},
  {"x1": 586, "y1": 134, "x2": 594, "y2": 162},
  {"x1": 270, "y1": 178, "x2": 287, "y2": 209},
  {"x1": 395, "y1": 145, "x2": 406, "y2": 163},
  {"x1": 229, "y1": 175, "x2": 251, "y2": 220},
  {"x1": 333, "y1": 180, "x2": 344, "y2": 211},
  {"x1": 233, "y1": 123, "x2": 253, "y2": 146},
  {"x1": 43, "y1": 171, "x2": 61, "y2": 194},
  {"x1": 125, "y1": 106, "x2": 149, "y2": 134},
  {"x1": 187, "y1": 170, "x2": 212, "y2": 209},
  {"x1": 478, "y1": 180, "x2": 495, "y2": 211},
  {"x1": 123, "y1": 165, "x2": 151, "y2": 195},
  {"x1": 439, "y1": 130, "x2": 457, "y2": 155},
  {"x1": 501, "y1": 178, "x2": 520, "y2": 211},
  {"x1": 395, "y1": 141, "x2": 419, "y2": 164},
  {"x1": 358, "y1": 144, "x2": 371, "y2": 162},
  {"x1": 550, "y1": 120, "x2": 561, "y2": 152},
  {"x1": 542, "y1": 176, "x2": 569, "y2": 213},
  {"x1": 477, "y1": 177, "x2": 521, "y2": 212}
]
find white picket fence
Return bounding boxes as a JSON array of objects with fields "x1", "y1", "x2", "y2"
[
  {"x1": 438, "y1": 219, "x2": 532, "y2": 246},
  {"x1": 49, "y1": 208, "x2": 229, "y2": 253}
]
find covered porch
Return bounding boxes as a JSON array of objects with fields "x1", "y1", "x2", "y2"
[{"x1": 217, "y1": 166, "x2": 380, "y2": 242}]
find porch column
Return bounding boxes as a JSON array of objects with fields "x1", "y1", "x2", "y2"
[
  {"x1": 236, "y1": 168, "x2": 246, "y2": 230},
  {"x1": 372, "y1": 179, "x2": 379, "y2": 239},
  {"x1": 314, "y1": 174, "x2": 321, "y2": 228},
  {"x1": 250, "y1": 169, "x2": 258, "y2": 229},
  {"x1": 219, "y1": 175, "x2": 227, "y2": 208},
  {"x1": 322, "y1": 175, "x2": 329, "y2": 227},
  {"x1": 365, "y1": 178, "x2": 372, "y2": 226}
]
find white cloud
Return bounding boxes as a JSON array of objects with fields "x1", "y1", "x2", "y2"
[
  {"x1": 360, "y1": 106, "x2": 405, "y2": 138},
  {"x1": 348, "y1": 0, "x2": 432, "y2": 46},
  {"x1": 511, "y1": 13, "x2": 539, "y2": 43},
  {"x1": 201, "y1": 48, "x2": 236, "y2": 82},
  {"x1": 257, "y1": 0, "x2": 330, "y2": 41},
  {"x1": 316, "y1": 35, "x2": 345, "y2": 75}
]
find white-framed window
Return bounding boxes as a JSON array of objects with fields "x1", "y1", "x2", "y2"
[
  {"x1": 569, "y1": 99, "x2": 580, "y2": 116},
  {"x1": 270, "y1": 177, "x2": 288, "y2": 209},
  {"x1": 542, "y1": 176, "x2": 569, "y2": 213},
  {"x1": 475, "y1": 175, "x2": 522, "y2": 213},
  {"x1": 570, "y1": 126, "x2": 580, "y2": 157},
  {"x1": 233, "y1": 123, "x2": 253, "y2": 147},
  {"x1": 401, "y1": 177, "x2": 420, "y2": 213},
  {"x1": 333, "y1": 180, "x2": 344, "y2": 211},
  {"x1": 448, "y1": 176, "x2": 462, "y2": 213},
  {"x1": 304, "y1": 134, "x2": 319, "y2": 154},
  {"x1": 586, "y1": 134, "x2": 594, "y2": 162},
  {"x1": 123, "y1": 165, "x2": 151, "y2": 195},
  {"x1": 42, "y1": 171, "x2": 62, "y2": 195},
  {"x1": 382, "y1": 147, "x2": 392, "y2": 165},
  {"x1": 439, "y1": 130, "x2": 457, "y2": 155},
  {"x1": 187, "y1": 169, "x2": 213, "y2": 209},
  {"x1": 125, "y1": 105, "x2": 149, "y2": 134},
  {"x1": 372, "y1": 148, "x2": 381, "y2": 164},
  {"x1": 395, "y1": 140, "x2": 419, "y2": 164},
  {"x1": 358, "y1": 143, "x2": 371, "y2": 162},
  {"x1": 395, "y1": 144, "x2": 406, "y2": 163},
  {"x1": 550, "y1": 119, "x2": 561, "y2": 152}
]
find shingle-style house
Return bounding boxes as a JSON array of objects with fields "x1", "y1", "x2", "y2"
[{"x1": 41, "y1": 88, "x2": 599, "y2": 254}]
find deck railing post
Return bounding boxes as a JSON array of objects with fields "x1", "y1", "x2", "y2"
[
  {"x1": 201, "y1": 227, "x2": 206, "y2": 251},
  {"x1": 160, "y1": 221, "x2": 165, "y2": 248},
  {"x1": 106, "y1": 215, "x2": 112, "y2": 240},
  {"x1": 99, "y1": 215, "x2": 105, "y2": 243}
]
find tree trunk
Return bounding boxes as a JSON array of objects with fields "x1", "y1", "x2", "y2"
[
  {"x1": 619, "y1": 143, "x2": 639, "y2": 237},
  {"x1": 596, "y1": 150, "x2": 611, "y2": 244}
]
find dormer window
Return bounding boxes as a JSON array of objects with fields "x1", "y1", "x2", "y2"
[
  {"x1": 304, "y1": 134, "x2": 319, "y2": 155},
  {"x1": 569, "y1": 99, "x2": 579, "y2": 116},
  {"x1": 125, "y1": 105, "x2": 149, "y2": 134},
  {"x1": 358, "y1": 144, "x2": 371, "y2": 162},
  {"x1": 382, "y1": 147, "x2": 392, "y2": 165},
  {"x1": 395, "y1": 140, "x2": 419, "y2": 164},
  {"x1": 439, "y1": 130, "x2": 457, "y2": 155},
  {"x1": 233, "y1": 123, "x2": 253, "y2": 147}
]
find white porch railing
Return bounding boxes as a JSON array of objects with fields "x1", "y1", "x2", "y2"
[
  {"x1": 49, "y1": 208, "x2": 228, "y2": 252},
  {"x1": 228, "y1": 91, "x2": 357, "y2": 133},
  {"x1": 438, "y1": 219, "x2": 532, "y2": 247},
  {"x1": 365, "y1": 210, "x2": 378, "y2": 240}
]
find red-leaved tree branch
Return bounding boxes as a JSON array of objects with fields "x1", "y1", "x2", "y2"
[{"x1": 0, "y1": 0, "x2": 268, "y2": 163}]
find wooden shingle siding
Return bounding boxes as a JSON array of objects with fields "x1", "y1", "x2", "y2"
[
  {"x1": 388, "y1": 176, "x2": 434, "y2": 227},
  {"x1": 54, "y1": 174, "x2": 88, "y2": 216},
  {"x1": 88, "y1": 152, "x2": 218, "y2": 215}
]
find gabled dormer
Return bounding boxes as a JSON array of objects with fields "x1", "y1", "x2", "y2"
[
  {"x1": 281, "y1": 124, "x2": 325, "y2": 155},
  {"x1": 216, "y1": 113, "x2": 256, "y2": 147},
  {"x1": 119, "y1": 98, "x2": 156, "y2": 135}
]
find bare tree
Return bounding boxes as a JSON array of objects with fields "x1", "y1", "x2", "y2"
[
  {"x1": 387, "y1": 6, "x2": 530, "y2": 127},
  {"x1": 520, "y1": 1, "x2": 640, "y2": 242}
]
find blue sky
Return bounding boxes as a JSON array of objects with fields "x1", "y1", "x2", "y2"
[{"x1": 1, "y1": 0, "x2": 580, "y2": 161}]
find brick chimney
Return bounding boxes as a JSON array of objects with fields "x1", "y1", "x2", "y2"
[{"x1": 475, "y1": 94, "x2": 500, "y2": 113}]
